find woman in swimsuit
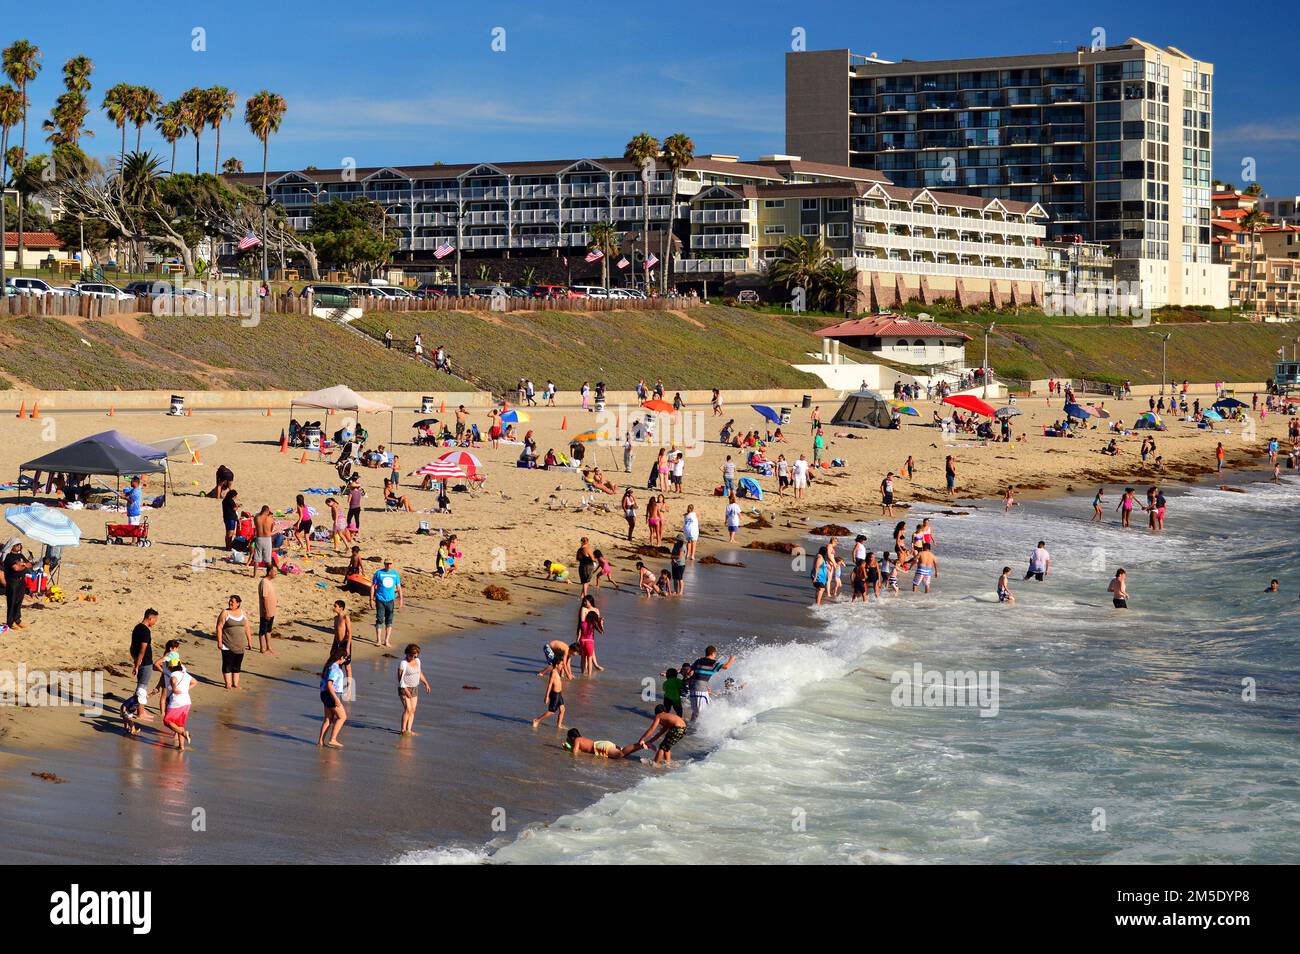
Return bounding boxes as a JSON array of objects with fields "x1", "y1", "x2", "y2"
[
  {"x1": 564, "y1": 728, "x2": 640, "y2": 759},
  {"x1": 293, "y1": 494, "x2": 314, "y2": 555},
  {"x1": 383, "y1": 478, "x2": 413, "y2": 512},
  {"x1": 326, "y1": 497, "x2": 352, "y2": 551},
  {"x1": 576, "y1": 610, "x2": 604, "y2": 674},
  {"x1": 396, "y1": 643, "x2": 431, "y2": 735},
  {"x1": 645, "y1": 496, "x2": 662, "y2": 546},
  {"x1": 812, "y1": 546, "x2": 830, "y2": 606},
  {"x1": 1091, "y1": 486, "x2": 1105, "y2": 522},
  {"x1": 1116, "y1": 487, "x2": 1136, "y2": 528}
]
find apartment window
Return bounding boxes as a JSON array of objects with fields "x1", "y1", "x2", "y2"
[
  {"x1": 801, "y1": 224, "x2": 819, "y2": 237},
  {"x1": 827, "y1": 223, "x2": 848, "y2": 238},
  {"x1": 764, "y1": 224, "x2": 786, "y2": 235},
  {"x1": 801, "y1": 199, "x2": 818, "y2": 211},
  {"x1": 826, "y1": 199, "x2": 850, "y2": 213},
  {"x1": 763, "y1": 200, "x2": 785, "y2": 209}
]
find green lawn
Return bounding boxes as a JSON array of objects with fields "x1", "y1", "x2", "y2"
[
  {"x1": 352, "y1": 305, "x2": 826, "y2": 393},
  {"x1": 0, "y1": 313, "x2": 469, "y2": 391}
]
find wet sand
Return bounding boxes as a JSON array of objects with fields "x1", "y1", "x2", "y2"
[{"x1": 0, "y1": 545, "x2": 826, "y2": 863}]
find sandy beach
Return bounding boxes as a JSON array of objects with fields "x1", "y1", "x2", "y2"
[{"x1": 0, "y1": 386, "x2": 1283, "y2": 756}]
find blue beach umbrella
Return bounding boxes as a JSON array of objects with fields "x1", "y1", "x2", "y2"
[
  {"x1": 1213, "y1": 397, "x2": 1247, "y2": 410},
  {"x1": 737, "y1": 476, "x2": 763, "y2": 500},
  {"x1": 5, "y1": 502, "x2": 83, "y2": 548},
  {"x1": 1201, "y1": 408, "x2": 1223, "y2": 421},
  {"x1": 1063, "y1": 402, "x2": 1092, "y2": 419},
  {"x1": 750, "y1": 404, "x2": 782, "y2": 425}
]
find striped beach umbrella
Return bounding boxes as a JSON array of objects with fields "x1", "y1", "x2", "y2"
[
  {"x1": 5, "y1": 502, "x2": 83, "y2": 548},
  {"x1": 437, "y1": 450, "x2": 483, "y2": 476},
  {"x1": 500, "y1": 409, "x2": 529, "y2": 424},
  {"x1": 416, "y1": 461, "x2": 467, "y2": 480}
]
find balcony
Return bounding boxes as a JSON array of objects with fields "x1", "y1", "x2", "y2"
[
  {"x1": 691, "y1": 233, "x2": 753, "y2": 249},
  {"x1": 855, "y1": 231, "x2": 1047, "y2": 261},
  {"x1": 690, "y1": 208, "x2": 753, "y2": 224},
  {"x1": 676, "y1": 257, "x2": 758, "y2": 273},
  {"x1": 510, "y1": 184, "x2": 560, "y2": 199},
  {"x1": 850, "y1": 255, "x2": 1044, "y2": 282}
]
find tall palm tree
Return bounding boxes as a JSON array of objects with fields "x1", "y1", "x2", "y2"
[
  {"x1": 243, "y1": 90, "x2": 286, "y2": 194},
  {"x1": 102, "y1": 82, "x2": 133, "y2": 171},
  {"x1": 588, "y1": 220, "x2": 621, "y2": 290},
  {"x1": 244, "y1": 90, "x2": 286, "y2": 279},
  {"x1": 155, "y1": 99, "x2": 185, "y2": 173},
  {"x1": 1241, "y1": 207, "x2": 1267, "y2": 316},
  {"x1": 179, "y1": 87, "x2": 206, "y2": 174},
  {"x1": 659, "y1": 132, "x2": 694, "y2": 293},
  {"x1": 204, "y1": 86, "x2": 236, "y2": 174},
  {"x1": 0, "y1": 84, "x2": 24, "y2": 286},
  {"x1": 42, "y1": 56, "x2": 94, "y2": 150},
  {"x1": 127, "y1": 85, "x2": 161, "y2": 152},
  {"x1": 3, "y1": 40, "x2": 40, "y2": 275},
  {"x1": 222, "y1": 156, "x2": 244, "y2": 174},
  {"x1": 624, "y1": 132, "x2": 659, "y2": 292}
]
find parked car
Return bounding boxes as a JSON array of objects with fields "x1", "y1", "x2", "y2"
[
  {"x1": 305, "y1": 284, "x2": 357, "y2": 308},
  {"x1": 51, "y1": 285, "x2": 81, "y2": 297},
  {"x1": 4, "y1": 277, "x2": 55, "y2": 296},
  {"x1": 73, "y1": 281, "x2": 134, "y2": 300},
  {"x1": 571, "y1": 285, "x2": 610, "y2": 298},
  {"x1": 372, "y1": 286, "x2": 416, "y2": 300},
  {"x1": 347, "y1": 285, "x2": 385, "y2": 300},
  {"x1": 413, "y1": 286, "x2": 446, "y2": 300}
]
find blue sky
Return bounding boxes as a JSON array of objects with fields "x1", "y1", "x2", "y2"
[{"x1": 7, "y1": 0, "x2": 1298, "y2": 193}]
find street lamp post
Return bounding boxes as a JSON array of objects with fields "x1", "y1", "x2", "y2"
[
  {"x1": 1149, "y1": 331, "x2": 1172, "y2": 397},
  {"x1": 982, "y1": 321, "x2": 995, "y2": 398}
]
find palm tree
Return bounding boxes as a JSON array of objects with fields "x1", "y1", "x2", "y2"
[
  {"x1": 63, "y1": 55, "x2": 93, "y2": 94},
  {"x1": 102, "y1": 82, "x2": 133, "y2": 171},
  {"x1": 1241, "y1": 207, "x2": 1267, "y2": 317},
  {"x1": 588, "y1": 220, "x2": 621, "y2": 290},
  {"x1": 222, "y1": 157, "x2": 244, "y2": 174},
  {"x1": 0, "y1": 84, "x2": 24, "y2": 286},
  {"x1": 659, "y1": 132, "x2": 694, "y2": 293},
  {"x1": 813, "y1": 261, "x2": 861, "y2": 314},
  {"x1": 155, "y1": 100, "x2": 185, "y2": 173},
  {"x1": 767, "y1": 236, "x2": 833, "y2": 303},
  {"x1": 204, "y1": 86, "x2": 236, "y2": 174},
  {"x1": 244, "y1": 90, "x2": 286, "y2": 279},
  {"x1": 624, "y1": 132, "x2": 659, "y2": 292},
  {"x1": 3, "y1": 40, "x2": 40, "y2": 275},
  {"x1": 120, "y1": 151, "x2": 165, "y2": 209},
  {"x1": 179, "y1": 87, "x2": 206, "y2": 174},
  {"x1": 127, "y1": 85, "x2": 161, "y2": 152}
]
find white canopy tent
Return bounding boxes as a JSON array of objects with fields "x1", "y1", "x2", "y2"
[{"x1": 290, "y1": 385, "x2": 395, "y2": 449}]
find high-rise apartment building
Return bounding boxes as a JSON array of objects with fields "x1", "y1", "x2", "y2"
[{"x1": 787, "y1": 37, "x2": 1226, "y2": 306}]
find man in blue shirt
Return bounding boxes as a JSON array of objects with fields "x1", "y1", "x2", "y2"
[
  {"x1": 369, "y1": 558, "x2": 403, "y2": 647},
  {"x1": 126, "y1": 476, "x2": 144, "y2": 526},
  {"x1": 689, "y1": 645, "x2": 735, "y2": 722}
]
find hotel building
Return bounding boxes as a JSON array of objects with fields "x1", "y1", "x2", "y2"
[
  {"x1": 227, "y1": 153, "x2": 1047, "y2": 307},
  {"x1": 786, "y1": 37, "x2": 1225, "y2": 307},
  {"x1": 1212, "y1": 189, "x2": 1300, "y2": 316}
]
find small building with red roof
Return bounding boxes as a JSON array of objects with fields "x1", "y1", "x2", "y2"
[{"x1": 815, "y1": 312, "x2": 970, "y2": 366}]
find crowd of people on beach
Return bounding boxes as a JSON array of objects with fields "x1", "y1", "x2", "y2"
[{"x1": 96, "y1": 378, "x2": 1299, "y2": 764}]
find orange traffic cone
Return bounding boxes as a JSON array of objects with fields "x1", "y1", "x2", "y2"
[
  {"x1": 439, "y1": 400, "x2": 445, "y2": 414},
  {"x1": 560, "y1": 416, "x2": 567, "y2": 431},
  {"x1": 279, "y1": 429, "x2": 288, "y2": 453},
  {"x1": 265, "y1": 407, "x2": 272, "y2": 417},
  {"x1": 187, "y1": 407, "x2": 193, "y2": 416},
  {"x1": 29, "y1": 402, "x2": 39, "y2": 419},
  {"x1": 15, "y1": 402, "x2": 25, "y2": 418},
  {"x1": 299, "y1": 451, "x2": 308, "y2": 464}
]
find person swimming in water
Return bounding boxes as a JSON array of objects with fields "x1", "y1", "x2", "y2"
[{"x1": 997, "y1": 566, "x2": 1015, "y2": 604}]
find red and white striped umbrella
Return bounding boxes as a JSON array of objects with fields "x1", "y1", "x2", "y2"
[
  {"x1": 437, "y1": 450, "x2": 483, "y2": 476},
  {"x1": 417, "y1": 461, "x2": 467, "y2": 480}
]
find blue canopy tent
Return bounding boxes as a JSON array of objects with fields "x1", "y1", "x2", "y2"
[{"x1": 737, "y1": 476, "x2": 763, "y2": 500}]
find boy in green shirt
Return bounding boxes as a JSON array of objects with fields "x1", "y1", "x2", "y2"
[{"x1": 662, "y1": 667, "x2": 685, "y2": 717}]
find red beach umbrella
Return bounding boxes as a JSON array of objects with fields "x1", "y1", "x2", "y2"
[{"x1": 942, "y1": 394, "x2": 997, "y2": 417}]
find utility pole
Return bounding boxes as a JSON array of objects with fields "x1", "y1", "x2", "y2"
[
  {"x1": 982, "y1": 321, "x2": 995, "y2": 398},
  {"x1": 1149, "y1": 331, "x2": 1172, "y2": 396}
]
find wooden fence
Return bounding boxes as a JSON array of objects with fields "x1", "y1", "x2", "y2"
[{"x1": 3, "y1": 291, "x2": 705, "y2": 318}]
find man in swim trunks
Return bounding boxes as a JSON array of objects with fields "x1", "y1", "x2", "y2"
[
  {"x1": 636, "y1": 704, "x2": 688, "y2": 763},
  {"x1": 539, "y1": 639, "x2": 575, "y2": 679},
  {"x1": 911, "y1": 543, "x2": 938, "y2": 593},
  {"x1": 564, "y1": 728, "x2": 642, "y2": 759},
  {"x1": 532, "y1": 660, "x2": 567, "y2": 728}
]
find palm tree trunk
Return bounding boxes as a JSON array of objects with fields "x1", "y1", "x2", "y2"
[
  {"x1": 214, "y1": 125, "x2": 221, "y2": 175},
  {"x1": 661, "y1": 171, "x2": 677, "y2": 293},
  {"x1": 135, "y1": 124, "x2": 143, "y2": 153},
  {"x1": 194, "y1": 133, "x2": 200, "y2": 175},
  {"x1": 16, "y1": 95, "x2": 27, "y2": 274},
  {"x1": 170, "y1": 141, "x2": 176, "y2": 174},
  {"x1": 0, "y1": 130, "x2": 8, "y2": 287}
]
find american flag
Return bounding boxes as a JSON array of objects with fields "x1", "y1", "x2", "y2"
[
  {"x1": 616, "y1": 257, "x2": 629, "y2": 269},
  {"x1": 237, "y1": 231, "x2": 261, "y2": 251},
  {"x1": 434, "y1": 242, "x2": 454, "y2": 259},
  {"x1": 585, "y1": 248, "x2": 604, "y2": 263},
  {"x1": 644, "y1": 253, "x2": 658, "y2": 269}
]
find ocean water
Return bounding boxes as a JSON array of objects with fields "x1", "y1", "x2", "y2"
[{"x1": 404, "y1": 478, "x2": 1300, "y2": 864}]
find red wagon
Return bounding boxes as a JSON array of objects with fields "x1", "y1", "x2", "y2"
[{"x1": 105, "y1": 517, "x2": 151, "y2": 547}]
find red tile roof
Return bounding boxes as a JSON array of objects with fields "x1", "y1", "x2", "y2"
[
  {"x1": 2, "y1": 230, "x2": 62, "y2": 249},
  {"x1": 816, "y1": 313, "x2": 971, "y2": 341}
]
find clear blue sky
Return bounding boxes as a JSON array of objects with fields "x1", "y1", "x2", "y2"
[{"x1": 7, "y1": 0, "x2": 1298, "y2": 193}]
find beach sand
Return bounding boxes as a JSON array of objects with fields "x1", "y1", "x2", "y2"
[{"x1": 0, "y1": 388, "x2": 1282, "y2": 757}]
